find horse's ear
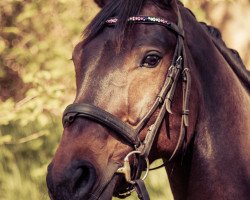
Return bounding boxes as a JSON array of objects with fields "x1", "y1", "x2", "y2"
[{"x1": 94, "y1": 0, "x2": 110, "y2": 7}]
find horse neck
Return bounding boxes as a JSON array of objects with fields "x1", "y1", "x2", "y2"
[
  {"x1": 166, "y1": 7, "x2": 250, "y2": 200},
  {"x1": 189, "y1": 54, "x2": 250, "y2": 199}
]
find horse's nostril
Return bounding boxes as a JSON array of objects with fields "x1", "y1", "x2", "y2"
[
  {"x1": 71, "y1": 162, "x2": 97, "y2": 198},
  {"x1": 73, "y1": 166, "x2": 90, "y2": 190}
]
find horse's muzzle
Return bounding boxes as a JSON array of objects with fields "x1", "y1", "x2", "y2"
[{"x1": 46, "y1": 160, "x2": 97, "y2": 200}]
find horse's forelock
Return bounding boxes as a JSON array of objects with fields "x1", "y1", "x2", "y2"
[{"x1": 83, "y1": 0, "x2": 144, "y2": 46}]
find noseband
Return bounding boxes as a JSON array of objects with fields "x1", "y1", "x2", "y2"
[{"x1": 63, "y1": 11, "x2": 191, "y2": 200}]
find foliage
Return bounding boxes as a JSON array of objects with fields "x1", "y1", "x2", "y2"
[{"x1": 0, "y1": 0, "x2": 95, "y2": 199}]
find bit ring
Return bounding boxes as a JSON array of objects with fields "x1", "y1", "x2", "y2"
[{"x1": 116, "y1": 151, "x2": 149, "y2": 184}]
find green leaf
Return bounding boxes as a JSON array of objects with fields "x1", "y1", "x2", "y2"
[{"x1": 0, "y1": 135, "x2": 12, "y2": 145}]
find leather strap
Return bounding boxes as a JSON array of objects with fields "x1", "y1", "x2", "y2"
[
  {"x1": 63, "y1": 103, "x2": 140, "y2": 147},
  {"x1": 134, "y1": 180, "x2": 150, "y2": 200}
]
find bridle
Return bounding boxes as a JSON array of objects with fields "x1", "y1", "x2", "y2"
[
  {"x1": 63, "y1": 13, "x2": 190, "y2": 200},
  {"x1": 62, "y1": 9, "x2": 191, "y2": 200}
]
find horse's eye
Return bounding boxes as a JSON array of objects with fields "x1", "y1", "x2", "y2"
[{"x1": 141, "y1": 54, "x2": 162, "y2": 68}]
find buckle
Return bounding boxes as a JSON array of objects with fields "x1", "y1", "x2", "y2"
[
  {"x1": 116, "y1": 151, "x2": 149, "y2": 184},
  {"x1": 176, "y1": 56, "x2": 183, "y2": 68}
]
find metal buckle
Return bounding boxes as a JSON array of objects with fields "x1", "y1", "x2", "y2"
[
  {"x1": 116, "y1": 151, "x2": 149, "y2": 184},
  {"x1": 176, "y1": 56, "x2": 183, "y2": 69}
]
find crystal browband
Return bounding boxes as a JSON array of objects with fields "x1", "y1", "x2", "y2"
[
  {"x1": 105, "y1": 16, "x2": 184, "y2": 37},
  {"x1": 106, "y1": 16, "x2": 171, "y2": 25}
]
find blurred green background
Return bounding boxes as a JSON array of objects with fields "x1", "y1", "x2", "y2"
[{"x1": 0, "y1": 0, "x2": 249, "y2": 200}]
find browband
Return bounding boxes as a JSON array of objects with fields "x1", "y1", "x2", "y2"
[{"x1": 106, "y1": 16, "x2": 184, "y2": 37}]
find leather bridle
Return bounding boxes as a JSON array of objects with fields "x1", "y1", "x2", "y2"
[{"x1": 62, "y1": 10, "x2": 191, "y2": 200}]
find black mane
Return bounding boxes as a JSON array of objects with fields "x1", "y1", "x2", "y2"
[
  {"x1": 201, "y1": 22, "x2": 245, "y2": 67},
  {"x1": 200, "y1": 22, "x2": 250, "y2": 89},
  {"x1": 183, "y1": 6, "x2": 249, "y2": 88}
]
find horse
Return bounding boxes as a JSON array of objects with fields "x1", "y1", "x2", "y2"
[{"x1": 46, "y1": 0, "x2": 250, "y2": 199}]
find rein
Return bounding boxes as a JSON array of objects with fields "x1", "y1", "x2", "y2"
[{"x1": 63, "y1": 11, "x2": 191, "y2": 200}]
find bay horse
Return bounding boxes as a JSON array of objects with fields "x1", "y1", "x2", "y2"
[{"x1": 46, "y1": 0, "x2": 250, "y2": 199}]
